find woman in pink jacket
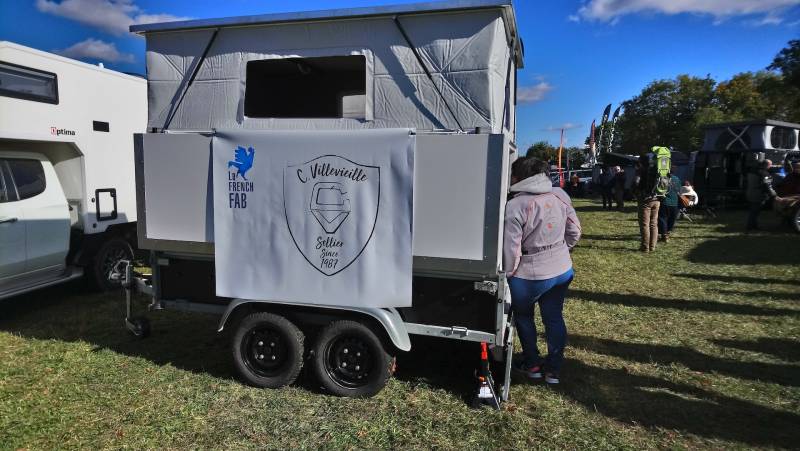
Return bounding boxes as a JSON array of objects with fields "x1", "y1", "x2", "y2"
[{"x1": 504, "y1": 157, "x2": 581, "y2": 384}]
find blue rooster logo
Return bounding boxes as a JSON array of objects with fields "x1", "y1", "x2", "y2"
[{"x1": 228, "y1": 146, "x2": 255, "y2": 180}]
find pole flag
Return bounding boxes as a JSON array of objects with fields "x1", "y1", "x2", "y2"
[
  {"x1": 558, "y1": 128, "x2": 565, "y2": 188},
  {"x1": 589, "y1": 119, "x2": 596, "y2": 164},
  {"x1": 596, "y1": 103, "x2": 612, "y2": 155},
  {"x1": 607, "y1": 105, "x2": 622, "y2": 153}
]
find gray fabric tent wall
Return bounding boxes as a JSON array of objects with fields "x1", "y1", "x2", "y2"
[{"x1": 144, "y1": 9, "x2": 515, "y2": 134}]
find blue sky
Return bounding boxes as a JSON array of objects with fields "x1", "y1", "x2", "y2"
[{"x1": 2, "y1": 0, "x2": 799, "y2": 147}]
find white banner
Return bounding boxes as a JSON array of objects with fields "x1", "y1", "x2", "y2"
[{"x1": 213, "y1": 129, "x2": 415, "y2": 308}]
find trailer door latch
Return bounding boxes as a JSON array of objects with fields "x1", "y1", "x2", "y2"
[{"x1": 473, "y1": 281, "x2": 498, "y2": 295}]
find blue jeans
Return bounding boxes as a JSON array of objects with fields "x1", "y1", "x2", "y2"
[{"x1": 509, "y1": 268, "x2": 574, "y2": 372}]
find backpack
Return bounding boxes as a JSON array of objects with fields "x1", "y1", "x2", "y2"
[{"x1": 641, "y1": 146, "x2": 671, "y2": 198}]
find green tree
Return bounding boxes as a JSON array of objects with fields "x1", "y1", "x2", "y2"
[
  {"x1": 612, "y1": 39, "x2": 800, "y2": 154},
  {"x1": 768, "y1": 39, "x2": 800, "y2": 87},
  {"x1": 526, "y1": 141, "x2": 557, "y2": 162},
  {"x1": 615, "y1": 75, "x2": 716, "y2": 154},
  {"x1": 767, "y1": 39, "x2": 800, "y2": 121}
]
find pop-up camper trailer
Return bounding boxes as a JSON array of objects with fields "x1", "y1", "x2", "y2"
[
  {"x1": 122, "y1": 0, "x2": 523, "y2": 403},
  {"x1": 694, "y1": 119, "x2": 800, "y2": 205}
]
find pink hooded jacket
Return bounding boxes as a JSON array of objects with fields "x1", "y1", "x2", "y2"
[{"x1": 503, "y1": 173, "x2": 582, "y2": 280}]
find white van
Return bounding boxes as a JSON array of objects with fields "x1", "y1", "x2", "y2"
[{"x1": 0, "y1": 42, "x2": 146, "y2": 298}]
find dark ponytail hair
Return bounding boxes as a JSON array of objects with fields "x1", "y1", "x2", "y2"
[{"x1": 512, "y1": 157, "x2": 549, "y2": 182}]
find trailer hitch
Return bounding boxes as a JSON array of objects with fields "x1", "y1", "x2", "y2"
[{"x1": 111, "y1": 260, "x2": 153, "y2": 339}]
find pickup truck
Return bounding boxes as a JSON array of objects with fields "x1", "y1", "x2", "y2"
[{"x1": 0, "y1": 152, "x2": 83, "y2": 296}]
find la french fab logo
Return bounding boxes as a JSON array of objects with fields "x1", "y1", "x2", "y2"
[{"x1": 227, "y1": 146, "x2": 255, "y2": 209}]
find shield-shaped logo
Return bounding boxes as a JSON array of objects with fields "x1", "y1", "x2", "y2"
[{"x1": 283, "y1": 155, "x2": 380, "y2": 276}]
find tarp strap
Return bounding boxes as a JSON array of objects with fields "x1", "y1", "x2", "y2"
[
  {"x1": 500, "y1": 50, "x2": 513, "y2": 133},
  {"x1": 393, "y1": 16, "x2": 464, "y2": 132},
  {"x1": 162, "y1": 28, "x2": 220, "y2": 131}
]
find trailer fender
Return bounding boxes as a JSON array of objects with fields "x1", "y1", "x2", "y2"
[{"x1": 217, "y1": 299, "x2": 412, "y2": 352}]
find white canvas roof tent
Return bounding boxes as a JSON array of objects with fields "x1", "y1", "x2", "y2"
[{"x1": 131, "y1": 0, "x2": 522, "y2": 135}]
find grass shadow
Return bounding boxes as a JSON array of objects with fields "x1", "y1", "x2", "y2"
[
  {"x1": 687, "y1": 235, "x2": 800, "y2": 266},
  {"x1": 580, "y1": 234, "x2": 639, "y2": 242},
  {"x1": 0, "y1": 285, "x2": 481, "y2": 401},
  {"x1": 569, "y1": 289, "x2": 799, "y2": 316},
  {"x1": 673, "y1": 273, "x2": 800, "y2": 287},
  {"x1": 558, "y1": 359, "x2": 800, "y2": 448},
  {"x1": 712, "y1": 337, "x2": 800, "y2": 363},
  {"x1": 717, "y1": 290, "x2": 800, "y2": 301},
  {"x1": 570, "y1": 335, "x2": 800, "y2": 387}
]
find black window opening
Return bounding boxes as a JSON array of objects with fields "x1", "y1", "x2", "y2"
[
  {"x1": 93, "y1": 121, "x2": 110, "y2": 132},
  {"x1": 244, "y1": 55, "x2": 366, "y2": 119},
  {"x1": 770, "y1": 126, "x2": 797, "y2": 150},
  {"x1": 0, "y1": 61, "x2": 58, "y2": 104},
  {"x1": 6, "y1": 159, "x2": 46, "y2": 200}
]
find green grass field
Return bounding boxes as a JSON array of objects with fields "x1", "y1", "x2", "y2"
[{"x1": 1, "y1": 199, "x2": 799, "y2": 450}]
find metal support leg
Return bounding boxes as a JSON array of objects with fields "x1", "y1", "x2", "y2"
[{"x1": 500, "y1": 321, "x2": 515, "y2": 402}]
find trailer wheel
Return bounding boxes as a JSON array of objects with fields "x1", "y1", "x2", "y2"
[
  {"x1": 92, "y1": 237, "x2": 134, "y2": 291},
  {"x1": 310, "y1": 320, "x2": 395, "y2": 398},
  {"x1": 232, "y1": 312, "x2": 304, "y2": 389}
]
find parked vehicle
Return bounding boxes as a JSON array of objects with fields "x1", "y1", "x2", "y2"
[
  {"x1": 0, "y1": 42, "x2": 146, "y2": 299},
  {"x1": 120, "y1": 0, "x2": 523, "y2": 405}
]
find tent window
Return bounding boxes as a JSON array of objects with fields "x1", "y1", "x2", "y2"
[
  {"x1": 244, "y1": 56, "x2": 366, "y2": 119},
  {"x1": 770, "y1": 127, "x2": 797, "y2": 149}
]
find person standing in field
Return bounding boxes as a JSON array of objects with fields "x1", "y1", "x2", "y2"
[
  {"x1": 745, "y1": 159, "x2": 778, "y2": 232},
  {"x1": 613, "y1": 166, "x2": 626, "y2": 210},
  {"x1": 600, "y1": 167, "x2": 615, "y2": 210},
  {"x1": 504, "y1": 157, "x2": 581, "y2": 385},
  {"x1": 634, "y1": 157, "x2": 661, "y2": 252},
  {"x1": 657, "y1": 166, "x2": 682, "y2": 242}
]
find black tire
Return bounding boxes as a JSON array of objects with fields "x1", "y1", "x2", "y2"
[
  {"x1": 310, "y1": 320, "x2": 394, "y2": 398},
  {"x1": 128, "y1": 317, "x2": 151, "y2": 339},
  {"x1": 92, "y1": 237, "x2": 134, "y2": 291},
  {"x1": 232, "y1": 312, "x2": 304, "y2": 389}
]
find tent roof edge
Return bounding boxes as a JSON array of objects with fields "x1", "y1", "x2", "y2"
[{"x1": 129, "y1": 0, "x2": 523, "y2": 67}]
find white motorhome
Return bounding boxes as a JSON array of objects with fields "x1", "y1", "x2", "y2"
[
  {"x1": 122, "y1": 0, "x2": 522, "y2": 405},
  {"x1": 0, "y1": 42, "x2": 147, "y2": 298}
]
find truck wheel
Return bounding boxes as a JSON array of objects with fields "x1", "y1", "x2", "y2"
[
  {"x1": 92, "y1": 237, "x2": 134, "y2": 291},
  {"x1": 310, "y1": 320, "x2": 395, "y2": 398},
  {"x1": 232, "y1": 312, "x2": 304, "y2": 389}
]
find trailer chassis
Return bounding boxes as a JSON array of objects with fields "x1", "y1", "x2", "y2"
[{"x1": 114, "y1": 257, "x2": 515, "y2": 406}]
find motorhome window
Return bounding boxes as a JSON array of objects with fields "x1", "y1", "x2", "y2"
[
  {"x1": 770, "y1": 127, "x2": 797, "y2": 149},
  {"x1": 93, "y1": 121, "x2": 110, "y2": 132},
  {"x1": 0, "y1": 61, "x2": 58, "y2": 104},
  {"x1": 244, "y1": 56, "x2": 366, "y2": 119},
  {"x1": 7, "y1": 159, "x2": 46, "y2": 200}
]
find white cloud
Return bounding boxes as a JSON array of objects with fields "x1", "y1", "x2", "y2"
[
  {"x1": 542, "y1": 123, "x2": 582, "y2": 132},
  {"x1": 568, "y1": 14, "x2": 581, "y2": 22},
  {"x1": 58, "y1": 38, "x2": 134, "y2": 63},
  {"x1": 575, "y1": 0, "x2": 800, "y2": 25},
  {"x1": 36, "y1": 0, "x2": 190, "y2": 36},
  {"x1": 518, "y1": 82, "x2": 553, "y2": 104}
]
